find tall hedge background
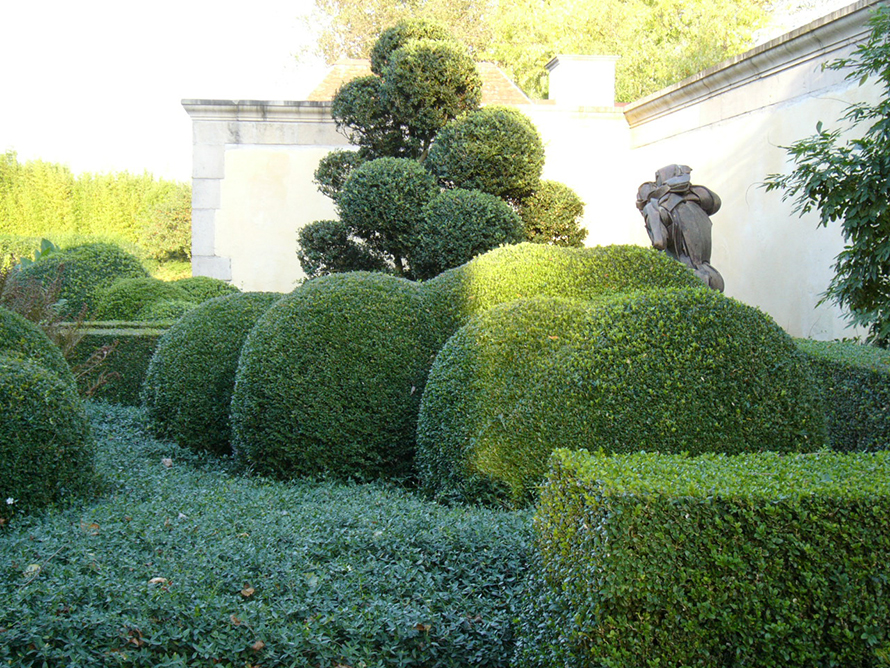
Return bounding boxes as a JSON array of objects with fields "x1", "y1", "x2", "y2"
[{"x1": 0, "y1": 151, "x2": 191, "y2": 266}]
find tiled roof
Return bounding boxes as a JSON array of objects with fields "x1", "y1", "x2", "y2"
[{"x1": 307, "y1": 58, "x2": 531, "y2": 106}]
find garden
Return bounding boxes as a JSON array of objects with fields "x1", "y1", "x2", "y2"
[{"x1": 3, "y1": 13, "x2": 890, "y2": 668}]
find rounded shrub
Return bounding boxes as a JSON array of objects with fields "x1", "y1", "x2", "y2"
[
  {"x1": 173, "y1": 276, "x2": 240, "y2": 303},
  {"x1": 231, "y1": 273, "x2": 434, "y2": 480},
  {"x1": 520, "y1": 180, "x2": 588, "y2": 246},
  {"x1": 142, "y1": 292, "x2": 282, "y2": 455},
  {"x1": 136, "y1": 299, "x2": 197, "y2": 321},
  {"x1": 0, "y1": 305, "x2": 75, "y2": 388},
  {"x1": 417, "y1": 291, "x2": 828, "y2": 505},
  {"x1": 0, "y1": 355, "x2": 97, "y2": 522},
  {"x1": 409, "y1": 188, "x2": 524, "y2": 280},
  {"x1": 382, "y1": 39, "x2": 482, "y2": 141},
  {"x1": 421, "y1": 242, "x2": 704, "y2": 349},
  {"x1": 297, "y1": 220, "x2": 389, "y2": 279},
  {"x1": 370, "y1": 18, "x2": 454, "y2": 75},
  {"x1": 313, "y1": 149, "x2": 365, "y2": 199},
  {"x1": 337, "y1": 157, "x2": 439, "y2": 264},
  {"x1": 8, "y1": 242, "x2": 148, "y2": 318},
  {"x1": 426, "y1": 106, "x2": 545, "y2": 201},
  {"x1": 94, "y1": 277, "x2": 193, "y2": 321}
]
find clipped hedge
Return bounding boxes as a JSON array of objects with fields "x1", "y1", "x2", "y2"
[
  {"x1": 6, "y1": 242, "x2": 148, "y2": 317},
  {"x1": 417, "y1": 290, "x2": 826, "y2": 505},
  {"x1": 0, "y1": 305, "x2": 75, "y2": 388},
  {"x1": 142, "y1": 292, "x2": 282, "y2": 454},
  {"x1": 409, "y1": 188, "x2": 524, "y2": 280},
  {"x1": 232, "y1": 273, "x2": 434, "y2": 480},
  {"x1": 426, "y1": 105, "x2": 545, "y2": 201},
  {"x1": 798, "y1": 338, "x2": 890, "y2": 452},
  {"x1": 0, "y1": 355, "x2": 97, "y2": 522},
  {"x1": 136, "y1": 299, "x2": 196, "y2": 321},
  {"x1": 517, "y1": 448, "x2": 890, "y2": 668},
  {"x1": 519, "y1": 180, "x2": 587, "y2": 247},
  {"x1": 94, "y1": 276, "x2": 192, "y2": 321},
  {"x1": 421, "y1": 242, "x2": 704, "y2": 349},
  {"x1": 71, "y1": 322, "x2": 172, "y2": 405},
  {"x1": 172, "y1": 276, "x2": 239, "y2": 303}
]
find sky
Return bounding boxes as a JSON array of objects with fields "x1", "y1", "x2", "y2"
[{"x1": 0, "y1": 0, "x2": 329, "y2": 182}]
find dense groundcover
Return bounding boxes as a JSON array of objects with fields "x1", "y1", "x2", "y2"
[{"x1": 0, "y1": 403, "x2": 530, "y2": 668}]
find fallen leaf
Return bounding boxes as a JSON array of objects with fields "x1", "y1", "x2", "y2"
[
  {"x1": 177, "y1": 512, "x2": 188, "y2": 520},
  {"x1": 414, "y1": 623, "x2": 431, "y2": 632},
  {"x1": 241, "y1": 587, "x2": 255, "y2": 598},
  {"x1": 23, "y1": 564, "x2": 41, "y2": 577},
  {"x1": 148, "y1": 577, "x2": 168, "y2": 585},
  {"x1": 548, "y1": 335, "x2": 559, "y2": 340},
  {"x1": 250, "y1": 640, "x2": 265, "y2": 651},
  {"x1": 161, "y1": 458, "x2": 173, "y2": 468},
  {"x1": 230, "y1": 614, "x2": 242, "y2": 626},
  {"x1": 80, "y1": 522, "x2": 100, "y2": 535}
]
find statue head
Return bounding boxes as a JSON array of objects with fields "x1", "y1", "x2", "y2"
[{"x1": 655, "y1": 164, "x2": 692, "y2": 190}]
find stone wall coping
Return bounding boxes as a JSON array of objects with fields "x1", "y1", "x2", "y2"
[
  {"x1": 182, "y1": 99, "x2": 334, "y2": 122},
  {"x1": 623, "y1": 0, "x2": 878, "y2": 127}
]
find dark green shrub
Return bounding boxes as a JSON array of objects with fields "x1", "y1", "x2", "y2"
[
  {"x1": 232, "y1": 273, "x2": 434, "y2": 479},
  {"x1": 136, "y1": 299, "x2": 197, "y2": 321},
  {"x1": 0, "y1": 305, "x2": 75, "y2": 388},
  {"x1": 427, "y1": 106, "x2": 545, "y2": 202},
  {"x1": 0, "y1": 355, "x2": 96, "y2": 522},
  {"x1": 421, "y1": 242, "x2": 704, "y2": 349},
  {"x1": 297, "y1": 220, "x2": 389, "y2": 279},
  {"x1": 143, "y1": 292, "x2": 281, "y2": 454},
  {"x1": 370, "y1": 18, "x2": 454, "y2": 75},
  {"x1": 337, "y1": 158, "x2": 439, "y2": 272},
  {"x1": 519, "y1": 180, "x2": 587, "y2": 246},
  {"x1": 798, "y1": 338, "x2": 890, "y2": 451},
  {"x1": 94, "y1": 277, "x2": 192, "y2": 321},
  {"x1": 6, "y1": 242, "x2": 148, "y2": 317},
  {"x1": 1, "y1": 401, "x2": 530, "y2": 666},
  {"x1": 382, "y1": 38, "x2": 482, "y2": 145},
  {"x1": 409, "y1": 189, "x2": 524, "y2": 280},
  {"x1": 519, "y1": 448, "x2": 890, "y2": 668},
  {"x1": 173, "y1": 276, "x2": 239, "y2": 303},
  {"x1": 417, "y1": 290, "x2": 827, "y2": 505},
  {"x1": 71, "y1": 323, "x2": 172, "y2": 405},
  {"x1": 313, "y1": 150, "x2": 365, "y2": 199}
]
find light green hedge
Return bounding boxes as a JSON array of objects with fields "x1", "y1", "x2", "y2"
[
  {"x1": 797, "y1": 339, "x2": 890, "y2": 451},
  {"x1": 418, "y1": 290, "x2": 827, "y2": 505},
  {"x1": 421, "y1": 242, "x2": 703, "y2": 349},
  {"x1": 517, "y1": 448, "x2": 890, "y2": 668}
]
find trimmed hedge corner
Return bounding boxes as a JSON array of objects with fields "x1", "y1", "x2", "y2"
[
  {"x1": 517, "y1": 448, "x2": 890, "y2": 668},
  {"x1": 417, "y1": 290, "x2": 827, "y2": 505},
  {"x1": 0, "y1": 305, "x2": 75, "y2": 388},
  {"x1": 232, "y1": 273, "x2": 434, "y2": 480},
  {"x1": 142, "y1": 292, "x2": 282, "y2": 454},
  {"x1": 70, "y1": 322, "x2": 172, "y2": 405},
  {"x1": 0, "y1": 355, "x2": 97, "y2": 522},
  {"x1": 421, "y1": 242, "x2": 704, "y2": 349},
  {"x1": 797, "y1": 338, "x2": 890, "y2": 451}
]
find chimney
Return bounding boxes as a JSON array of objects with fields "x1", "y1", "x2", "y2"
[{"x1": 545, "y1": 55, "x2": 619, "y2": 107}]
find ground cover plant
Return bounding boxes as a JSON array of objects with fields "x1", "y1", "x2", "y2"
[
  {"x1": 0, "y1": 403, "x2": 531, "y2": 667},
  {"x1": 519, "y1": 448, "x2": 890, "y2": 667},
  {"x1": 418, "y1": 289, "x2": 827, "y2": 505}
]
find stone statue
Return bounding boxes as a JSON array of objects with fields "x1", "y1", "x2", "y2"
[{"x1": 636, "y1": 164, "x2": 724, "y2": 292}]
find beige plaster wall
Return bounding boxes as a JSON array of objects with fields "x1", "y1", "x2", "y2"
[{"x1": 624, "y1": 0, "x2": 880, "y2": 339}]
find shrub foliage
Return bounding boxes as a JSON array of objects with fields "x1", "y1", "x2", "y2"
[
  {"x1": 0, "y1": 305, "x2": 76, "y2": 388},
  {"x1": 142, "y1": 292, "x2": 281, "y2": 455},
  {"x1": 417, "y1": 290, "x2": 827, "y2": 505},
  {"x1": 0, "y1": 355, "x2": 96, "y2": 522},
  {"x1": 232, "y1": 273, "x2": 434, "y2": 480},
  {"x1": 519, "y1": 180, "x2": 587, "y2": 247},
  {"x1": 519, "y1": 448, "x2": 890, "y2": 667},
  {"x1": 94, "y1": 277, "x2": 192, "y2": 321}
]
